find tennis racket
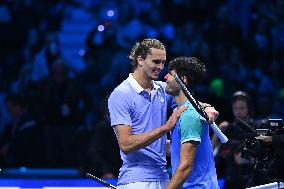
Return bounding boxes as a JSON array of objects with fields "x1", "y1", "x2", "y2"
[
  {"x1": 174, "y1": 74, "x2": 228, "y2": 143},
  {"x1": 86, "y1": 173, "x2": 117, "y2": 189}
]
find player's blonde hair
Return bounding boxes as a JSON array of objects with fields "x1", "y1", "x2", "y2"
[{"x1": 129, "y1": 38, "x2": 166, "y2": 69}]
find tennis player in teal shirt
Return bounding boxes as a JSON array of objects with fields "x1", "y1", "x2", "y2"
[{"x1": 164, "y1": 57, "x2": 219, "y2": 189}]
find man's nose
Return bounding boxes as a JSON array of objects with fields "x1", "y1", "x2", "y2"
[
  {"x1": 157, "y1": 63, "x2": 164, "y2": 70},
  {"x1": 164, "y1": 73, "x2": 170, "y2": 80}
]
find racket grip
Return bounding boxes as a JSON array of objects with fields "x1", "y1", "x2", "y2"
[{"x1": 210, "y1": 122, "x2": 228, "y2": 143}]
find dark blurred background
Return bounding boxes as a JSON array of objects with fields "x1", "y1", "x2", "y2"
[{"x1": 0, "y1": 0, "x2": 283, "y2": 187}]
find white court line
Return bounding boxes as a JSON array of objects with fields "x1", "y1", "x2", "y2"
[
  {"x1": 0, "y1": 188, "x2": 110, "y2": 189},
  {"x1": 43, "y1": 188, "x2": 110, "y2": 189},
  {"x1": 246, "y1": 182, "x2": 284, "y2": 189}
]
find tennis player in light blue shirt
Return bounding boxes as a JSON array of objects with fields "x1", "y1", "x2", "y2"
[
  {"x1": 109, "y1": 74, "x2": 174, "y2": 185},
  {"x1": 108, "y1": 39, "x2": 187, "y2": 189}
]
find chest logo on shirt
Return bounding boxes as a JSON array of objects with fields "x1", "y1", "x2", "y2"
[{"x1": 160, "y1": 97, "x2": 165, "y2": 103}]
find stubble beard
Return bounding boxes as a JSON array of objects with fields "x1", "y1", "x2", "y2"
[{"x1": 166, "y1": 82, "x2": 181, "y2": 97}]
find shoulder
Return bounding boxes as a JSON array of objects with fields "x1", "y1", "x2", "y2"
[
  {"x1": 178, "y1": 107, "x2": 203, "y2": 143},
  {"x1": 109, "y1": 80, "x2": 132, "y2": 99},
  {"x1": 108, "y1": 80, "x2": 135, "y2": 109},
  {"x1": 153, "y1": 81, "x2": 167, "y2": 90},
  {"x1": 181, "y1": 105, "x2": 200, "y2": 120},
  {"x1": 179, "y1": 104, "x2": 203, "y2": 129}
]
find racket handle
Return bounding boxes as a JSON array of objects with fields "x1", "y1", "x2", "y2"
[{"x1": 210, "y1": 122, "x2": 228, "y2": 143}]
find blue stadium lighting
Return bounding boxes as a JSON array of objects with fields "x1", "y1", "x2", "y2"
[
  {"x1": 97, "y1": 25, "x2": 105, "y2": 32},
  {"x1": 78, "y1": 49, "x2": 85, "y2": 56},
  {"x1": 107, "y1": 10, "x2": 114, "y2": 17},
  {"x1": 19, "y1": 167, "x2": 27, "y2": 172}
]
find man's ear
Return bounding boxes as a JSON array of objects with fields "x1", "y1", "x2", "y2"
[
  {"x1": 137, "y1": 56, "x2": 143, "y2": 66},
  {"x1": 181, "y1": 76, "x2": 189, "y2": 85}
]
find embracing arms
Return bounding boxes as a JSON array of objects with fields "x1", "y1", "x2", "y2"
[{"x1": 114, "y1": 106, "x2": 187, "y2": 154}]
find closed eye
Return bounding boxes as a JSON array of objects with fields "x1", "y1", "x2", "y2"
[{"x1": 153, "y1": 60, "x2": 166, "y2": 65}]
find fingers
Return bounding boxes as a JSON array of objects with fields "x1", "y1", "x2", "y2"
[
  {"x1": 175, "y1": 105, "x2": 188, "y2": 115},
  {"x1": 219, "y1": 121, "x2": 229, "y2": 130},
  {"x1": 204, "y1": 106, "x2": 219, "y2": 123},
  {"x1": 208, "y1": 117, "x2": 214, "y2": 124},
  {"x1": 164, "y1": 106, "x2": 189, "y2": 132},
  {"x1": 255, "y1": 136, "x2": 265, "y2": 140},
  {"x1": 179, "y1": 105, "x2": 188, "y2": 111}
]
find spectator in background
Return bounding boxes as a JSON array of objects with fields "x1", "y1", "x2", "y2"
[
  {"x1": 206, "y1": 5, "x2": 243, "y2": 46},
  {"x1": 31, "y1": 33, "x2": 62, "y2": 81},
  {"x1": 218, "y1": 46, "x2": 250, "y2": 93},
  {"x1": 0, "y1": 93, "x2": 43, "y2": 167},
  {"x1": 212, "y1": 91, "x2": 269, "y2": 189},
  {"x1": 34, "y1": 59, "x2": 90, "y2": 167},
  {"x1": 0, "y1": 86, "x2": 10, "y2": 138},
  {"x1": 78, "y1": 94, "x2": 121, "y2": 178},
  {"x1": 247, "y1": 18, "x2": 272, "y2": 68},
  {"x1": 254, "y1": 92, "x2": 280, "y2": 121}
]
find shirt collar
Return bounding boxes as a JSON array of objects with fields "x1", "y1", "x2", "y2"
[{"x1": 126, "y1": 73, "x2": 161, "y2": 94}]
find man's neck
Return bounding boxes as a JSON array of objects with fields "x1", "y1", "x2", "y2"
[
  {"x1": 174, "y1": 92, "x2": 188, "y2": 107},
  {"x1": 132, "y1": 70, "x2": 153, "y2": 91}
]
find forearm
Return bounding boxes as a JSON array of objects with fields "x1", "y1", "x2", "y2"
[
  {"x1": 166, "y1": 142, "x2": 197, "y2": 189},
  {"x1": 118, "y1": 124, "x2": 168, "y2": 154},
  {"x1": 165, "y1": 165, "x2": 192, "y2": 189},
  {"x1": 117, "y1": 106, "x2": 188, "y2": 154}
]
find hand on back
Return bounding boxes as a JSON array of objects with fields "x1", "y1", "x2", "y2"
[{"x1": 163, "y1": 105, "x2": 188, "y2": 132}]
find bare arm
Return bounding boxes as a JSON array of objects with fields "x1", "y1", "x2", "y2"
[
  {"x1": 115, "y1": 106, "x2": 187, "y2": 154},
  {"x1": 165, "y1": 141, "x2": 198, "y2": 189}
]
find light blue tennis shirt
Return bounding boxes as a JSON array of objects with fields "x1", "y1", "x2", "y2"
[
  {"x1": 171, "y1": 101, "x2": 219, "y2": 189},
  {"x1": 108, "y1": 74, "x2": 175, "y2": 185}
]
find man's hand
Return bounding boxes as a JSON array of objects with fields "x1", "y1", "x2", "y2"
[
  {"x1": 255, "y1": 135, "x2": 272, "y2": 146},
  {"x1": 204, "y1": 106, "x2": 219, "y2": 124},
  {"x1": 163, "y1": 105, "x2": 188, "y2": 132},
  {"x1": 218, "y1": 121, "x2": 229, "y2": 130}
]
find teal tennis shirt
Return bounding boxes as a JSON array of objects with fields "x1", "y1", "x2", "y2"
[{"x1": 170, "y1": 100, "x2": 219, "y2": 189}]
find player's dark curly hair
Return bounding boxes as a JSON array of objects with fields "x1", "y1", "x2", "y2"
[{"x1": 168, "y1": 57, "x2": 206, "y2": 92}]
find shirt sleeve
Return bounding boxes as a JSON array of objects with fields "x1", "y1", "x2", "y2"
[
  {"x1": 179, "y1": 110, "x2": 203, "y2": 144},
  {"x1": 108, "y1": 90, "x2": 132, "y2": 127}
]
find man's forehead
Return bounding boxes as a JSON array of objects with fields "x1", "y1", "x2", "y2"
[
  {"x1": 168, "y1": 70, "x2": 176, "y2": 74},
  {"x1": 148, "y1": 48, "x2": 166, "y2": 58}
]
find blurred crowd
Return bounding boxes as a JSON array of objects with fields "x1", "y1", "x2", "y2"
[{"x1": 0, "y1": 0, "x2": 283, "y2": 186}]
